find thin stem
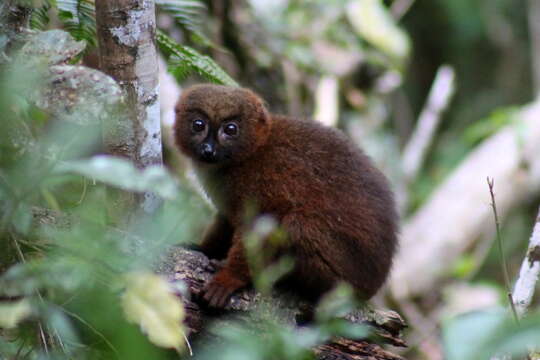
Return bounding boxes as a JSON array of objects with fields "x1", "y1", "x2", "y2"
[
  {"x1": 487, "y1": 177, "x2": 519, "y2": 324},
  {"x1": 38, "y1": 322, "x2": 49, "y2": 355},
  {"x1": 10, "y1": 231, "x2": 68, "y2": 354},
  {"x1": 61, "y1": 308, "x2": 119, "y2": 357},
  {"x1": 391, "y1": 0, "x2": 415, "y2": 20}
]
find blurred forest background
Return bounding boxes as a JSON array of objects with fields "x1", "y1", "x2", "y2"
[{"x1": 1, "y1": 0, "x2": 540, "y2": 359}]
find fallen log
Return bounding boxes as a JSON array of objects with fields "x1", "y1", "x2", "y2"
[{"x1": 158, "y1": 246, "x2": 408, "y2": 360}]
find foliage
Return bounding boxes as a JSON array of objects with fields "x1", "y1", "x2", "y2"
[
  {"x1": 2, "y1": 0, "x2": 540, "y2": 360},
  {"x1": 0, "y1": 17, "x2": 364, "y2": 360},
  {"x1": 346, "y1": 0, "x2": 410, "y2": 65},
  {"x1": 197, "y1": 285, "x2": 369, "y2": 360},
  {"x1": 122, "y1": 272, "x2": 186, "y2": 350},
  {"x1": 26, "y1": 0, "x2": 97, "y2": 48},
  {"x1": 56, "y1": 0, "x2": 96, "y2": 47},
  {"x1": 19, "y1": 0, "x2": 235, "y2": 85},
  {"x1": 443, "y1": 307, "x2": 540, "y2": 360},
  {"x1": 0, "y1": 35, "x2": 205, "y2": 357},
  {"x1": 463, "y1": 106, "x2": 519, "y2": 145},
  {"x1": 157, "y1": 30, "x2": 238, "y2": 86},
  {"x1": 155, "y1": 0, "x2": 210, "y2": 45}
]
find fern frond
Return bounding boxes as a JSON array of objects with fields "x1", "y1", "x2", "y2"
[
  {"x1": 55, "y1": 0, "x2": 97, "y2": 47},
  {"x1": 156, "y1": 30, "x2": 238, "y2": 87},
  {"x1": 30, "y1": 2, "x2": 51, "y2": 30},
  {"x1": 155, "y1": 0, "x2": 210, "y2": 45}
]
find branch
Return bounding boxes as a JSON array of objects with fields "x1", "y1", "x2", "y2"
[
  {"x1": 512, "y1": 205, "x2": 540, "y2": 317},
  {"x1": 159, "y1": 247, "x2": 408, "y2": 360},
  {"x1": 391, "y1": 99, "x2": 540, "y2": 299},
  {"x1": 487, "y1": 177, "x2": 519, "y2": 323},
  {"x1": 314, "y1": 75, "x2": 339, "y2": 127},
  {"x1": 401, "y1": 65, "x2": 455, "y2": 183}
]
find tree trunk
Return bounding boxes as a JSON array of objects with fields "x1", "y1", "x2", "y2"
[
  {"x1": 0, "y1": 0, "x2": 31, "y2": 54},
  {"x1": 95, "y1": 0, "x2": 162, "y2": 213}
]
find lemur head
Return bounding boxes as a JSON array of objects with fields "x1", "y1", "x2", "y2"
[{"x1": 174, "y1": 84, "x2": 271, "y2": 165}]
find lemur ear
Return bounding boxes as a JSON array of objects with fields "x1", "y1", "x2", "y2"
[
  {"x1": 244, "y1": 89, "x2": 270, "y2": 124},
  {"x1": 258, "y1": 101, "x2": 270, "y2": 124}
]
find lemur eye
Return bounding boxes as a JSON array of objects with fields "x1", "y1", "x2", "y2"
[
  {"x1": 224, "y1": 123, "x2": 238, "y2": 136},
  {"x1": 191, "y1": 119, "x2": 206, "y2": 133}
]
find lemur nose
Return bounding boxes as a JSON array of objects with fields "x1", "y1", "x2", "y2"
[
  {"x1": 201, "y1": 143, "x2": 215, "y2": 156},
  {"x1": 200, "y1": 143, "x2": 217, "y2": 161}
]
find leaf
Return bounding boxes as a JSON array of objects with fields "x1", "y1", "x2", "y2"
[
  {"x1": 12, "y1": 202, "x2": 33, "y2": 235},
  {"x1": 30, "y1": 2, "x2": 52, "y2": 30},
  {"x1": 315, "y1": 283, "x2": 358, "y2": 322},
  {"x1": 0, "y1": 299, "x2": 33, "y2": 328},
  {"x1": 55, "y1": 155, "x2": 180, "y2": 200},
  {"x1": 157, "y1": 30, "x2": 238, "y2": 86},
  {"x1": 121, "y1": 271, "x2": 186, "y2": 350},
  {"x1": 463, "y1": 106, "x2": 518, "y2": 145},
  {"x1": 475, "y1": 312, "x2": 540, "y2": 360},
  {"x1": 56, "y1": 0, "x2": 97, "y2": 48},
  {"x1": 346, "y1": 0, "x2": 410, "y2": 63},
  {"x1": 0, "y1": 257, "x2": 96, "y2": 297},
  {"x1": 155, "y1": 0, "x2": 211, "y2": 45},
  {"x1": 442, "y1": 307, "x2": 507, "y2": 360},
  {"x1": 43, "y1": 306, "x2": 82, "y2": 355}
]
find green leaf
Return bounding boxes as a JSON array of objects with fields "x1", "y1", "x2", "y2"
[
  {"x1": 463, "y1": 106, "x2": 518, "y2": 145},
  {"x1": 122, "y1": 271, "x2": 186, "y2": 350},
  {"x1": 442, "y1": 307, "x2": 507, "y2": 360},
  {"x1": 450, "y1": 254, "x2": 476, "y2": 278},
  {"x1": 475, "y1": 312, "x2": 540, "y2": 360},
  {"x1": 30, "y1": 2, "x2": 52, "y2": 30},
  {"x1": 157, "y1": 30, "x2": 238, "y2": 86},
  {"x1": 346, "y1": 0, "x2": 410, "y2": 64},
  {"x1": 155, "y1": 0, "x2": 211, "y2": 45},
  {"x1": 0, "y1": 257, "x2": 97, "y2": 296},
  {"x1": 0, "y1": 299, "x2": 33, "y2": 329},
  {"x1": 321, "y1": 319, "x2": 370, "y2": 340},
  {"x1": 56, "y1": 0, "x2": 97, "y2": 48},
  {"x1": 55, "y1": 155, "x2": 180, "y2": 200},
  {"x1": 43, "y1": 306, "x2": 82, "y2": 355},
  {"x1": 315, "y1": 283, "x2": 358, "y2": 322},
  {"x1": 12, "y1": 202, "x2": 33, "y2": 235}
]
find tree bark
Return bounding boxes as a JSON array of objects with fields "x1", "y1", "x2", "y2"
[
  {"x1": 0, "y1": 0, "x2": 32, "y2": 56},
  {"x1": 95, "y1": 0, "x2": 162, "y2": 213},
  {"x1": 512, "y1": 205, "x2": 540, "y2": 317},
  {"x1": 401, "y1": 65, "x2": 455, "y2": 183}
]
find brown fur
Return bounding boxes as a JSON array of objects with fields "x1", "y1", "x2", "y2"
[{"x1": 174, "y1": 84, "x2": 398, "y2": 308}]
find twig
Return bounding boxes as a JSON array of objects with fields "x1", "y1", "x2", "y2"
[
  {"x1": 38, "y1": 322, "x2": 49, "y2": 355},
  {"x1": 181, "y1": 330, "x2": 193, "y2": 356},
  {"x1": 399, "y1": 299, "x2": 442, "y2": 360},
  {"x1": 314, "y1": 75, "x2": 339, "y2": 127},
  {"x1": 512, "y1": 205, "x2": 540, "y2": 317},
  {"x1": 10, "y1": 232, "x2": 66, "y2": 354},
  {"x1": 401, "y1": 65, "x2": 455, "y2": 183},
  {"x1": 486, "y1": 177, "x2": 519, "y2": 324},
  {"x1": 391, "y1": 0, "x2": 415, "y2": 20},
  {"x1": 62, "y1": 308, "x2": 119, "y2": 357},
  {"x1": 528, "y1": 0, "x2": 540, "y2": 95}
]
